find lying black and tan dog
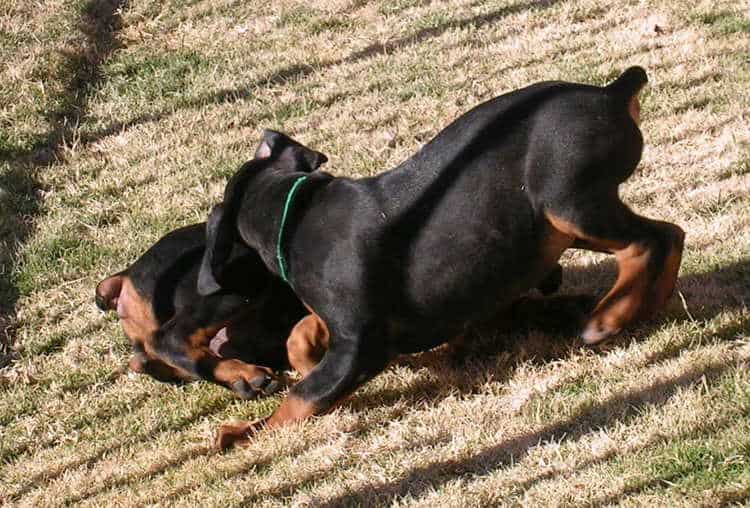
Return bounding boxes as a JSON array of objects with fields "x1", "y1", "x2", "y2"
[
  {"x1": 199, "y1": 66, "x2": 685, "y2": 448},
  {"x1": 96, "y1": 223, "x2": 561, "y2": 397},
  {"x1": 95, "y1": 133, "x2": 329, "y2": 398}
]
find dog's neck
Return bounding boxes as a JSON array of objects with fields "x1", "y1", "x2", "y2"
[{"x1": 237, "y1": 170, "x2": 328, "y2": 278}]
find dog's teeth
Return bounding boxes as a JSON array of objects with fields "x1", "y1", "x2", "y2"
[{"x1": 249, "y1": 376, "x2": 269, "y2": 390}]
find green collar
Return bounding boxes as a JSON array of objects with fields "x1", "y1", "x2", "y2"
[{"x1": 276, "y1": 175, "x2": 308, "y2": 283}]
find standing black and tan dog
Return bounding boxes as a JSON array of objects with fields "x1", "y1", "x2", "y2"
[
  {"x1": 95, "y1": 134, "x2": 561, "y2": 398},
  {"x1": 200, "y1": 67, "x2": 685, "y2": 448},
  {"x1": 95, "y1": 133, "x2": 329, "y2": 398}
]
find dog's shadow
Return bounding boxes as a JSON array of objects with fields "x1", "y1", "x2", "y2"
[{"x1": 347, "y1": 255, "x2": 749, "y2": 411}]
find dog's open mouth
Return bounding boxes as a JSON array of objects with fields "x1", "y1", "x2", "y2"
[
  {"x1": 207, "y1": 326, "x2": 271, "y2": 367},
  {"x1": 208, "y1": 327, "x2": 231, "y2": 357}
]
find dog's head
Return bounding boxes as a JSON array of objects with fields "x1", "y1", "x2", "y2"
[
  {"x1": 198, "y1": 131, "x2": 327, "y2": 296},
  {"x1": 96, "y1": 272, "x2": 195, "y2": 383},
  {"x1": 95, "y1": 231, "x2": 299, "y2": 385}
]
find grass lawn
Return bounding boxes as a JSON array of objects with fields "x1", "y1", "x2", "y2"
[{"x1": 1, "y1": 0, "x2": 749, "y2": 505}]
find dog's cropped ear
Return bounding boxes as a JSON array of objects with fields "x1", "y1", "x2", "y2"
[
  {"x1": 197, "y1": 204, "x2": 234, "y2": 296},
  {"x1": 255, "y1": 130, "x2": 328, "y2": 172},
  {"x1": 255, "y1": 130, "x2": 284, "y2": 159}
]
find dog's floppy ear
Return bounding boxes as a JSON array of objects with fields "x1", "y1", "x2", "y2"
[
  {"x1": 197, "y1": 204, "x2": 234, "y2": 296},
  {"x1": 95, "y1": 273, "x2": 124, "y2": 311},
  {"x1": 296, "y1": 145, "x2": 328, "y2": 171}
]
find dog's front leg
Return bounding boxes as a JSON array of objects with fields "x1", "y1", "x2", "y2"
[
  {"x1": 215, "y1": 329, "x2": 388, "y2": 449},
  {"x1": 148, "y1": 314, "x2": 284, "y2": 398}
]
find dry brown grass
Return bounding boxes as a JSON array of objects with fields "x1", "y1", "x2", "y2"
[{"x1": 1, "y1": 0, "x2": 749, "y2": 506}]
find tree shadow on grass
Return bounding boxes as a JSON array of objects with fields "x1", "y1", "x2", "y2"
[
  {"x1": 239, "y1": 392, "x2": 743, "y2": 506},
  {"x1": 77, "y1": 0, "x2": 563, "y2": 147},
  {"x1": 0, "y1": 162, "x2": 42, "y2": 367},
  {"x1": 0, "y1": 0, "x2": 128, "y2": 368},
  {"x1": 310, "y1": 255, "x2": 749, "y2": 506},
  {"x1": 316, "y1": 357, "x2": 741, "y2": 507},
  {"x1": 6, "y1": 391, "x2": 235, "y2": 501}
]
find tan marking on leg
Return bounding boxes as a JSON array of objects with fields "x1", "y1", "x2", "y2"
[
  {"x1": 532, "y1": 215, "x2": 576, "y2": 294},
  {"x1": 214, "y1": 394, "x2": 316, "y2": 450},
  {"x1": 547, "y1": 212, "x2": 638, "y2": 343},
  {"x1": 212, "y1": 358, "x2": 275, "y2": 387},
  {"x1": 582, "y1": 242, "x2": 649, "y2": 343},
  {"x1": 214, "y1": 420, "x2": 265, "y2": 450},
  {"x1": 546, "y1": 211, "x2": 685, "y2": 344},
  {"x1": 545, "y1": 213, "x2": 624, "y2": 253},
  {"x1": 536, "y1": 220, "x2": 575, "y2": 284},
  {"x1": 265, "y1": 394, "x2": 317, "y2": 429},
  {"x1": 286, "y1": 314, "x2": 329, "y2": 377},
  {"x1": 540, "y1": 217, "x2": 577, "y2": 262}
]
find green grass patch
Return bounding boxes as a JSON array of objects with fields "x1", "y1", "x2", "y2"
[
  {"x1": 16, "y1": 233, "x2": 118, "y2": 295},
  {"x1": 692, "y1": 10, "x2": 750, "y2": 35},
  {"x1": 644, "y1": 440, "x2": 750, "y2": 494},
  {"x1": 100, "y1": 50, "x2": 210, "y2": 109}
]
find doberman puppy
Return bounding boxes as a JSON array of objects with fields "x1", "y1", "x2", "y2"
[
  {"x1": 200, "y1": 66, "x2": 685, "y2": 448},
  {"x1": 95, "y1": 133, "x2": 329, "y2": 398}
]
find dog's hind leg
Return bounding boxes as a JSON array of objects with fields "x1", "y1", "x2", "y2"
[
  {"x1": 546, "y1": 198, "x2": 684, "y2": 345},
  {"x1": 286, "y1": 313, "x2": 329, "y2": 378}
]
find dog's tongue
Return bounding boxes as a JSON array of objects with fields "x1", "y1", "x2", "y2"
[{"x1": 208, "y1": 328, "x2": 230, "y2": 357}]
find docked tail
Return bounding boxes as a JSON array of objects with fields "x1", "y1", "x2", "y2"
[
  {"x1": 607, "y1": 66, "x2": 648, "y2": 124},
  {"x1": 607, "y1": 66, "x2": 648, "y2": 98}
]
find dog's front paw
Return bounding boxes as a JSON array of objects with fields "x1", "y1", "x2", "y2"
[
  {"x1": 214, "y1": 419, "x2": 266, "y2": 450},
  {"x1": 218, "y1": 360, "x2": 286, "y2": 399},
  {"x1": 231, "y1": 371, "x2": 284, "y2": 399}
]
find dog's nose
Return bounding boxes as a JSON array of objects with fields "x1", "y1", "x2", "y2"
[
  {"x1": 128, "y1": 355, "x2": 145, "y2": 373},
  {"x1": 95, "y1": 293, "x2": 109, "y2": 312}
]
